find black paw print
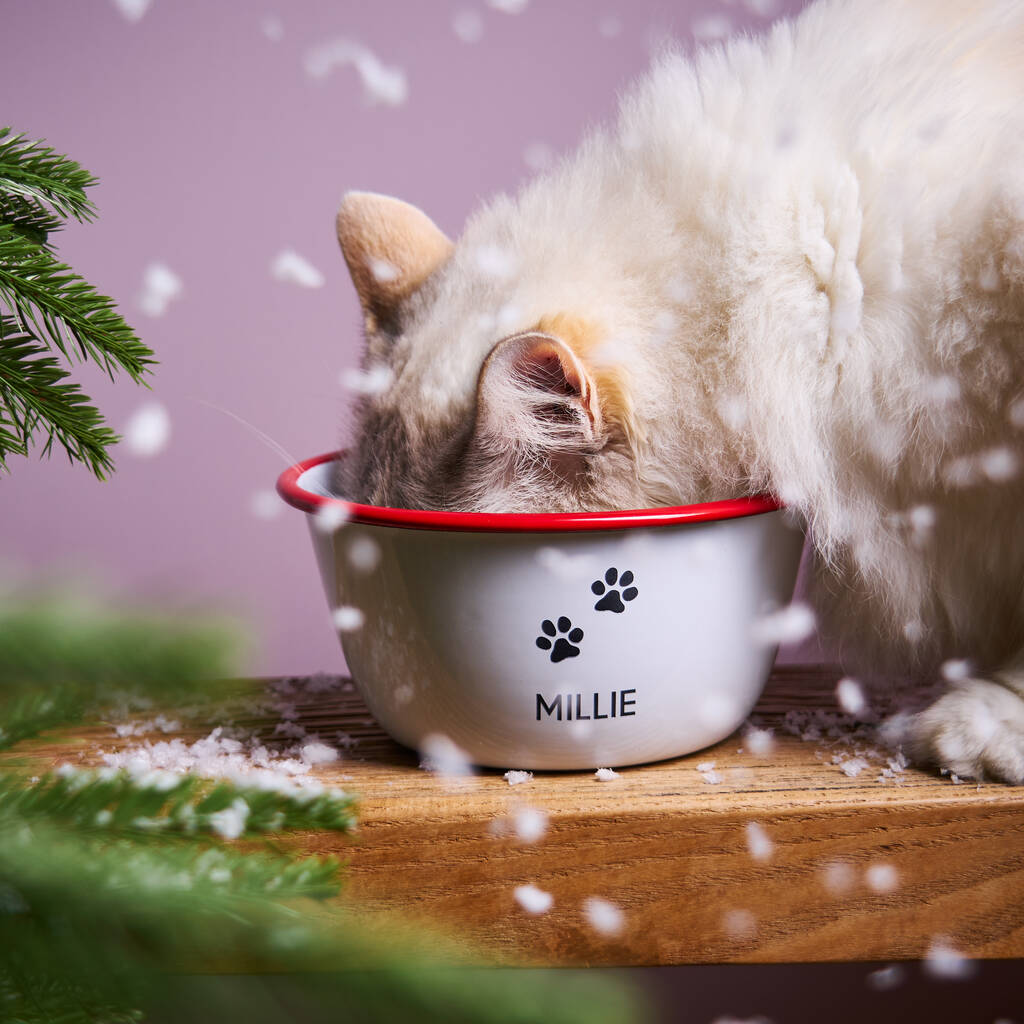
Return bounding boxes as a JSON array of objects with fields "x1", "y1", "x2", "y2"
[
  {"x1": 536, "y1": 616, "x2": 584, "y2": 663},
  {"x1": 592, "y1": 567, "x2": 638, "y2": 613}
]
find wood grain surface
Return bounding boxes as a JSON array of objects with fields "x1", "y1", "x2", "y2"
[{"x1": 15, "y1": 665, "x2": 1024, "y2": 967}]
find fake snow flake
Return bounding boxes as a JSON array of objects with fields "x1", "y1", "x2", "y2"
[
  {"x1": 261, "y1": 15, "x2": 284, "y2": 41},
  {"x1": 691, "y1": 13, "x2": 732, "y2": 41},
  {"x1": 487, "y1": 0, "x2": 528, "y2": 13},
  {"x1": 980, "y1": 446, "x2": 1019, "y2": 482},
  {"x1": 112, "y1": 0, "x2": 151, "y2": 22},
  {"x1": 598, "y1": 15, "x2": 623, "y2": 38},
  {"x1": 369, "y1": 258, "x2": 399, "y2": 283},
  {"x1": 744, "y1": 727, "x2": 775, "y2": 756},
  {"x1": 751, "y1": 602, "x2": 816, "y2": 646},
  {"x1": 514, "y1": 883, "x2": 552, "y2": 914},
  {"x1": 536, "y1": 546, "x2": 595, "y2": 581},
  {"x1": 722, "y1": 908, "x2": 756, "y2": 940},
  {"x1": 1008, "y1": 396, "x2": 1024, "y2": 429},
  {"x1": 304, "y1": 39, "x2": 408, "y2": 106},
  {"x1": 420, "y1": 733, "x2": 473, "y2": 778},
  {"x1": 208, "y1": 798, "x2": 250, "y2": 840},
  {"x1": 124, "y1": 401, "x2": 170, "y2": 458},
  {"x1": 697, "y1": 693, "x2": 740, "y2": 732},
  {"x1": 347, "y1": 535, "x2": 381, "y2": 572},
  {"x1": 583, "y1": 896, "x2": 625, "y2": 936},
  {"x1": 503, "y1": 769, "x2": 533, "y2": 786},
  {"x1": 314, "y1": 501, "x2": 351, "y2": 534},
  {"x1": 742, "y1": 0, "x2": 780, "y2": 16},
  {"x1": 523, "y1": 141, "x2": 554, "y2": 171},
  {"x1": 941, "y1": 659, "x2": 972, "y2": 683},
  {"x1": 866, "y1": 965, "x2": 904, "y2": 991},
  {"x1": 745, "y1": 822, "x2": 774, "y2": 861},
  {"x1": 250, "y1": 490, "x2": 281, "y2": 520},
  {"x1": 300, "y1": 741, "x2": 338, "y2": 766},
  {"x1": 865, "y1": 862, "x2": 899, "y2": 893},
  {"x1": 696, "y1": 761, "x2": 716, "y2": 772},
  {"x1": 138, "y1": 262, "x2": 183, "y2": 317},
  {"x1": 906, "y1": 504, "x2": 936, "y2": 546},
  {"x1": 837, "y1": 757, "x2": 869, "y2": 778},
  {"x1": 594, "y1": 767, "x2": 619, "y2": 781},
  {"x1": 332, "y1": 606, "x2": 365, "y2": 632},
  {"x1": 271, "y1": 250, "x2": 324, "y2": 289},
  {"x1": 835, "y1": 677, "x2": 867, "y2": 717},
  {"x1": 340, "y1": 364, "x2": 394, "y2": 396},
  {"x1": 452, "y1": 9, "x2": 484, "y2": 43},
  {"x1": 715, "y1": 393, "x2": 749, "y2": 432},
  {"x1": 472, "y1": 243, "x2": 519, "y2": 280},
  {"x1": 924, "y1": 938, "x2": 976, "y2": 980},
  {"x1": 700, "y1": 769, "x2": 724, "y2": 785},
  {"x1": 821, "y1": 861, "x2": 855, "y2": 894},
  {"x1": 513, "y1": 807, "x2": 548, "y2": 843},
  {"x1": 922, "y1": 374, "x2": 960, "y2": 405}
]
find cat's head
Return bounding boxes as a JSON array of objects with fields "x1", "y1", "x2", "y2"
[{"x1": 333, "y1": 190, "x2": 684, "y2": 513}]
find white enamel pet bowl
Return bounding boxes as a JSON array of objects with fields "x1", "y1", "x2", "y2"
[{"x1": 278, "y1": 451, "x2": 804, "y2": 770}]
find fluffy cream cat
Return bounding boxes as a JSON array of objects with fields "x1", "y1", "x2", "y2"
[{"x1": 333, "y1": 0, "x2": 1024, "y2": 782}]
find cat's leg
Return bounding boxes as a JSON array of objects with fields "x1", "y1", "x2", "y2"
[{"x1": 882, "y1": 653, "x2": 1024, "y2": 784}]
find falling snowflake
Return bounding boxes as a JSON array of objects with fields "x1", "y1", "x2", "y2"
[
  {"x1": 583, "y1": 896, "x2": 625, "y2": 935},
  {"x1": 523, "y1": 141, "x2": 555, "y2": 171},
  {"x1": 112, "y1": 0, "x2": 151, "y2": 22},
  {"x1": 123, "y1": 401, "x2": 171, "y2": 458},
  {"x1": 452, "y1": 9, "x2": 484, "y2": 43},
  {"x1": 419, "y1": 733, "x2": 473, "y2": 779},
  {"x1": 598, "y1": 15, "x2": 623, "y2": 38},
  {"x1": 751, "y1": 603, "x2": 816, "y2": 646},
  {"x1": 261, "y1": 14, "x2": 284, "y2": 41},
  {"x1": 512, "y1": 807, "x2": 548, "y2": 843},
  {"x1": 347, "y1": 535, "x2": 381, "y2": 572},
  {"x1": 865, "y1": 862, "x2": 899, "y2": 893},
  {"x1": 472, "y1": 243, "x2": 519, "y2": 279},
  {"x1": 835, "y1": 677, "x2": 867, "y2": 717},
  {"x1": 313, "y1": 502, "x2": 352, "y2": 534},
  {"x1": 304, "y1": 38, "x2": 408, "y2": 106},
  {"x1": 514, "y1": 884, "x2": 553, "y2": 914},
  {"x1": 745, "y1": 822, "x2": 774, "y2": 861},
  {"x1": 924, "y1": 938, "x2": 976, "y2": 980},
  {"x1": 691, "y1": 13, "x2": 732, "y2": 41},
  {"x1": 941, "y1": 659, "x2": 972, "y2": 682},
  {"x1": 138, "y1": 262, "x2": 183, "y2": 317},
  {"x1": 340, "y1": 365, "x2": 394, "y2": 396},
  {"x1": 722, "y1": 908, "x2": 756, "y2": 939},
  {"x1": 487, "y1": 0, "x2": 529, "y2": 13},
  {"x1": 332, "y1": 606, "x2": 365, "y2": 632},
  {"x1": 250, "y1": 490, "x2": 281, "y2": 520},
  {"x1": 271, "y1": 250, "x2": 324, "y2": 288}
]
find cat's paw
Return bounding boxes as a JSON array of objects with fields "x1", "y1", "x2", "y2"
[
  {"x1": 881, "y1": 677, "x2": 1024, "y2": 784},
  {"x1": 536, "y1": 616, "x2": 584, "y2": 663},
  {"x1": 592, "y1": 567, "x2": 638, "y2": 613}
]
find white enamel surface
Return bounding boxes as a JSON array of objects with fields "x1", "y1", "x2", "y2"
[{"x1": 298, "y1": 462, "x2": 804, "y2": 770}]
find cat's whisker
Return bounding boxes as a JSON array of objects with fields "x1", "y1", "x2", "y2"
[{"x1": 191, "y1": 398, "x2": 298, "y2": 467}]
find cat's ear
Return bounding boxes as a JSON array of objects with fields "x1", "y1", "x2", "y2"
[
  {"x1": 336, "y1": 191, "x2": 453, "y2": 331},
  {"x1": 475, "y1": 332, "x2": 602, "y2": 447}
]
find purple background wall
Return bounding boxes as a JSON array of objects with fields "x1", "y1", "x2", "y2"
[{"x1": 2, "y1": 0, "x2": 811, "y2": 677}]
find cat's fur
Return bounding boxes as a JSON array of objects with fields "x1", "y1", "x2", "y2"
[{"x1": 334, "y1": 0, "x2": 1024, "y2": 782}]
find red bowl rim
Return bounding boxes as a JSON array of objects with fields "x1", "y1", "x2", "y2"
[{"x1": 276, "y1": 451, "x2": 784, "y2": 533}]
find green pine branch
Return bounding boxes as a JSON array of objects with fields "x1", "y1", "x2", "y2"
[
  {"x1": 0, "y1": 597, "x2": 245, "y2": 751},
  {"x1": 0, "y1": 313, "x2": 120, "y2": 477},
  {"x1": 0, "y1": 226, "x2": 153, "y2": 378},
  {"x1": 0, "y1": 127, "x2": 156, "y2": 479},
  {"x1": 1, "y1": 768, "x2": 357, "y2": 839},
  {"x1": 0, "y1": 127, "x2": 96, "y2": 224}
]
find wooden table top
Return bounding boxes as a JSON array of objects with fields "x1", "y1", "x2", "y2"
[{"x1": 18, "y1": 664, "x2": 1024, "y2": 967}]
